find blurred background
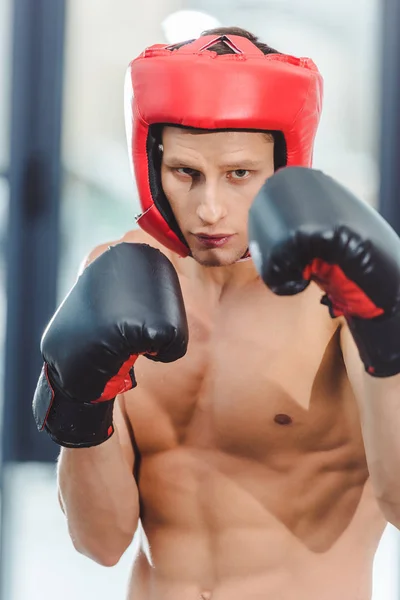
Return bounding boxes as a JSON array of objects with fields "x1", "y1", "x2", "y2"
[{"x1": 0, "y1": 0, "x2": 399, "y2": 598}]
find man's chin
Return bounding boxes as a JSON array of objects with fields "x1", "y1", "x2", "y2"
[{"x1": 190, "y1": 247, "x2": 248, "y2": 267}]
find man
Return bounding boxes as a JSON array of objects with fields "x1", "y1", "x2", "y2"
[{"x1": 33, "y1": 27, "x2": 400, "y2": 600}]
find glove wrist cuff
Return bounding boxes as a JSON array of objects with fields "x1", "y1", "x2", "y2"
[
  {"x1": 346, "y1": 312, "x2": 400, "y2": 378},
  {"x1": 32, "y1": 365, "x2": 115, "y2": 448}
]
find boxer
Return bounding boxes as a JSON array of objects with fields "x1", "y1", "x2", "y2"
[{"x1": 33, "y1": 27, "x2": 400, "y2": 600}]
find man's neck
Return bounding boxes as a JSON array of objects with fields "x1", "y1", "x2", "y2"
[{"x1": 178, "y1": 255, "x2": 260, "y2": 295}]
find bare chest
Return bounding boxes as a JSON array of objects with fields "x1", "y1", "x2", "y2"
[{"x1": 128, "y1": 281, "x2": 366, "y2": 470}]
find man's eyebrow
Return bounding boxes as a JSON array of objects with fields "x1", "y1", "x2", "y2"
[
  {"x1": 163, "y1": 156, "x2": 197, "y2": 167},
  {"x1": 219, "y1": 160, "x2": 264, "y2": 170},
  {"x1": 163, "y1": 157, "x2": 264, "y2": 169}
]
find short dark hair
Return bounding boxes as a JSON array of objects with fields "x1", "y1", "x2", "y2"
[
  {"x1": 200, "y1": 26, "x2": 281, "y2": 56},
  {"x1": 169, "y1": 26, "x2": 281, "y2": 56}
]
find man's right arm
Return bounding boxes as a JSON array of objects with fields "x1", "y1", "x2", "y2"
[
  {"x1": 59, "y1": 240, "x2": 140, "y2": 566},
  {"x1": 32, "y1": 235, "x2": 188, "y2": 565},
  {"x1": 57, "y1": 392, "x2": 139, "y2": 566}
]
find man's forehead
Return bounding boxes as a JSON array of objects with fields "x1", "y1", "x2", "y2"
[
  {"x1": 162, "y1": 125, "x2": 272, "y2": 139},
  {"x1": 161, "y1": 126, "x2": 273, "y2": 154}
]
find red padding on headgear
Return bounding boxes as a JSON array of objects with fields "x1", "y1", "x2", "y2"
[{"x1": 125, "y1": 35, "x2": 323, "y2": 256}]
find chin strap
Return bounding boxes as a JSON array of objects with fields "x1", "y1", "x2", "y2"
[
  {"x1": 236, "y1": 248, "x2": 251, "y2": 263},
  {"x1": 237, "y1": 256, "x2": 252, "y2": 263}
]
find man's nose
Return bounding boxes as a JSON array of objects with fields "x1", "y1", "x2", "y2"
[{"x1": 196, "y1": 183, "x2": 227, "y2": 225}]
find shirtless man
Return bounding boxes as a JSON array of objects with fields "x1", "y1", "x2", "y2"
[{"x1": 32, "y1": 28, "x2": 400, "y2": 600}]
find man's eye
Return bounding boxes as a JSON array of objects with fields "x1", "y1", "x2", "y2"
[
  {"x1": 230, "y1": 169, "x2": 250, "y2": 180},
  {"x1": 176, "y1": 167, "x2": 199, "y2": 177}
]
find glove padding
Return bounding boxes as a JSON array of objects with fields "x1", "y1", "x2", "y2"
[
  {"x1": 248, "y1": 167, "x2": 400, "y2": 377},
  {"x1": 32, "y1": 243, "x2": 188, "y2": 447}
]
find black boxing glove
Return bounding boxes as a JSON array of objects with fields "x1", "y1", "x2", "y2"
[
  {"x1": 32, "y1": 243, "x2": 188, "y2": 447},
  {"x1": 248, "y1": 167, "x2": 400, "y2": 378}
]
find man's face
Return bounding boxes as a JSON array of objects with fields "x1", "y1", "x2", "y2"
[{"x1": 161, "y1": 127, "x2": 275, "y2": 267}]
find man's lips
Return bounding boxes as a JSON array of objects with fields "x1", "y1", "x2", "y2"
[{"x1": 193, "y1": 233, "x2": 234, "y2": 248}]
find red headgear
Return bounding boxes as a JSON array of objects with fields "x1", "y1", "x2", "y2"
[{"x1": 125, "y1": 34, "x2": 323, "y2": 257}]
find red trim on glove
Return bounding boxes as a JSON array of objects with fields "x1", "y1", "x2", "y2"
[
  {"x1": 94, "y1": 354, "x2": 139, "y2": 402},
  {"x1": 303, "y1": 258, "x2": 384, "y2": 319},
  {"x1": 42, "y1": 364, "x2": 56, "y2": 431}
]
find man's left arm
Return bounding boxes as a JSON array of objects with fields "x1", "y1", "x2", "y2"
[
  {"x1": 247, "y1": 167, "x2": 400, "y2": 528},
  {"x1": 341, "y1": 323, "x2": 400, "y2": 528}
]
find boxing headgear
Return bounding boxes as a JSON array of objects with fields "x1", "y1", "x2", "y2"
[{"x1": 125, "y1": 34, "x2": 323, "y2": 257}]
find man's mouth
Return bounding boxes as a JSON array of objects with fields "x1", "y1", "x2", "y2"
[{"x1": 193, "y1": 233, "x2": 234, "y2": 248}]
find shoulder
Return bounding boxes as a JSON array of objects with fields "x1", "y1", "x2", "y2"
[{"x1": 78, "y1": 228, "x2": 177, "y2": 275}]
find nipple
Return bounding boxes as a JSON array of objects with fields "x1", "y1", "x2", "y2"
[{"x1": 274, "y1": 413, "x2": 293, "y2": 425}]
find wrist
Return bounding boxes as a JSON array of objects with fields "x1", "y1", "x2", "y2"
[
  {"x1": 33, "y1": 364, "x2": 115, "y2": 448},
  {"x1": 346, "y1": 312, "x2": 400, "y2": 378}
]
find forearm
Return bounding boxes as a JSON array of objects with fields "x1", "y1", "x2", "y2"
[
  {"x1": 359, "y1": 371, "x2": 400, "y2": 524},
  {"x1": 58, "y1": 430, "x2": 139, "y2": 566}
]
